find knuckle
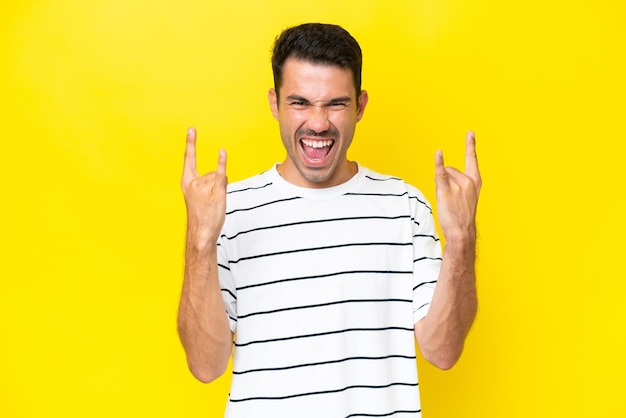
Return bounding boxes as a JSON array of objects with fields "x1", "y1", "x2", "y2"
[{"x1": 459, "y1": 176, "x2": 472, "y2": 188}]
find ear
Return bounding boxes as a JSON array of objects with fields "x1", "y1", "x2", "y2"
[
  {"x1": 268, "y1": 88, "x2": 279, "y2": 120},
  {"x1": 356, "y1": 90, "x2": 369, "y2": 122}
]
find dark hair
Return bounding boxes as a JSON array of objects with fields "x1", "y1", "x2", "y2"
[{"x1": 271, "y1": 23, "x2": 362, "y2": 98}]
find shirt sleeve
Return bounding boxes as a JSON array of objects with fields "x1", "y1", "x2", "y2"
[
  {"x1": 217, "y1": 235, "x2": 238, "y2": 333},
  {"x1": 409, "y1": 189, "x2": 442, "y2": 324}
]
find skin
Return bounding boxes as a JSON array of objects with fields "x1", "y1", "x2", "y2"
[
  {"x1": 414, "y1": 131, "x2": 481, "y2": 369},
  {"x1": 178, "y1": 131, "x2": 232, "y2": 383},
  {"x1": 177, "y1": 59, "x2": 481, "y2": 382},
  {"x1": 268, "y1": 59, "x2": 368, "y2": 188}
]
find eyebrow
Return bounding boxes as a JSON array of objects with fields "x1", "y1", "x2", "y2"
[{"x1": 285, "y1": 95, "x2": 352, "y2": 104}]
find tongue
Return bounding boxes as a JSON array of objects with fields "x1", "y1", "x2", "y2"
[{"x1": 303, "y1": 144, "x2": 331, "y2": 160}]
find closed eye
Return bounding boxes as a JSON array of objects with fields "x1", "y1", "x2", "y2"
[
  {"x1": 284, "y1": 95, "x2": 351, "y2": 110},
  {"x1": 327, "y1": 101, "x2": 350, "y2": 111},
  {"x1": 286, "y1": 98, "x2": 310, "y2": 109}
]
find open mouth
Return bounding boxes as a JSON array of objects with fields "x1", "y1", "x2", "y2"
[{"x1": 300, "y1": 138, "x2": 335, "y2": 162}]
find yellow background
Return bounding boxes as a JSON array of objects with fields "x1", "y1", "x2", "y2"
[{"x1": 1, "y1": 1, "x2": 624, "y2": 417}]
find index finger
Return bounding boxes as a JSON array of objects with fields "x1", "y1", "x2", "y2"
[
  {"x1": 464, "y1": 131, "x2": 480, "y2": 180},
  {"x1": 183, "y1": 127, "x2": 199, "y2": 179}
]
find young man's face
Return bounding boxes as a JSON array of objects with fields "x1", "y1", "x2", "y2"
[{"x1": 269, "y1": 58, "x2": 368, "y2": 188}]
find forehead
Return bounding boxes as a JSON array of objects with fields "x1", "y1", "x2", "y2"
[{"x1": 279, "y1": 58, "x2": 357, "y2": 100}]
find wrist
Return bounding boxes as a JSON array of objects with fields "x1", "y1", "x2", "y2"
[
  {"x1": 442, "y1": 225, "x2": 476, "y2": 245},
  {"x1": 442, "y1": 230, "x2": 477, "y2": 264},
  {"x1": 186, "y1": 226, "x2": 218, "y2": 254}
]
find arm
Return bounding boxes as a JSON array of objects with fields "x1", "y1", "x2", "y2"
[
  {"x1": 177, "y1": 127, "x2": 233, "y2": 383},
  {"x1": 414, "y1": 131, "x2": 482, "y2": 370}
]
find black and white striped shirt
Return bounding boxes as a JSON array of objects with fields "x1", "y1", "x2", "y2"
[{"x1": 217, "y1": 164, "x2": 441, "y2": 418}]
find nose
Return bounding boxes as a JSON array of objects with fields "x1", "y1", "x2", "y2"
[{"x1": 306, "y1": 105, "x2": 331, "y2": 133}]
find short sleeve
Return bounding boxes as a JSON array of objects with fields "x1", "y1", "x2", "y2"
[
  {"x1": 409, "y1": 190, "x2": 442, "y2": 324},
  {"x1": 217, "y1": 235, "x2": 238, "y2": 333}
]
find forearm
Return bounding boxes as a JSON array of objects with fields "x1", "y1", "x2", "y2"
[
  {"x1": 177, "y1": 233, "x2": 233, "y2": 383},
  {"x1": 415, "y1": 235, "x2": 477, "y2": 370}
]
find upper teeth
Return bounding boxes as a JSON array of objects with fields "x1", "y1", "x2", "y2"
[{"x1": 302, "y1": 139, "x2": 333, "y2": 148}]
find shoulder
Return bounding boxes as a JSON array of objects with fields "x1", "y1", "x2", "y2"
[
  {"x1": 226, "y1": 168, "x2": 277, "y2": 206},
  {"x1": 224, "y1": 167, "x2": 289, "y2": 216},
  {"x1": 358, "y1": 165, "x2": 433, "y2": 214},
  {"x1": 358, "y1": 165, "x2": 424, "y2": 197},
  {"x1": 227, "y1": 168, "x2": 274, "y2": 194}
]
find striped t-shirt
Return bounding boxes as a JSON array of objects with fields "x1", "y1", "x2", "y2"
[{"x1": 217, "y1": 164, "x2": 442, "y2": 418}]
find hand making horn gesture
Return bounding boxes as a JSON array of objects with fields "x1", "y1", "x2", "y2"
[
  {"x1": 181, "y1": 127, "x2": 228, "y2": 246},
  {"x1": 434, "y1": 131, "x2": 482, "y2": 243}
]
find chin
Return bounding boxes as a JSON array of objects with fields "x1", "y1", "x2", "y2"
[{"x1": 299, "y1": 167, "x2": 334, "y2": 186}]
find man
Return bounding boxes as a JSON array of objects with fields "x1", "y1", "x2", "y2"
[{"x1": 178, "y1": 23, "x2": 481, "y2": 417}]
